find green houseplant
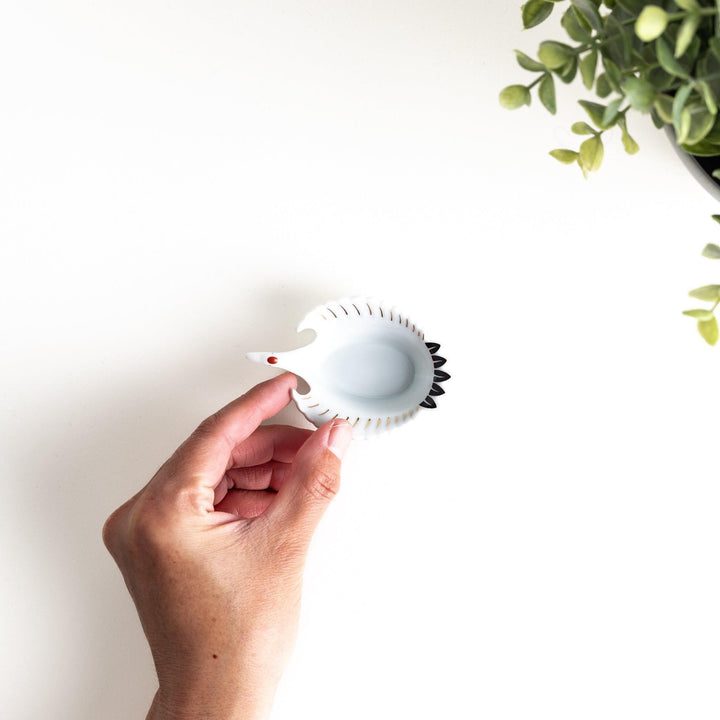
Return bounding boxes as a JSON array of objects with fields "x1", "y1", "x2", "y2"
[{"x1": 499, "y1": 0, "x2": 720, "y2": 344}]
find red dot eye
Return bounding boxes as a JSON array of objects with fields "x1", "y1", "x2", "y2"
[{"x1": 267, "y1": 356, "x2": 278, "y2": 364}]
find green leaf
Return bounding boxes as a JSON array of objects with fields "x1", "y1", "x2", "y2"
[
  {"x1": 684, "y1": 31, "x2": 701, "y2": 68},
  {"x1": 678, "y1": 106, "x2": 693, "y2": 144},
  {"x1": 538, "y1": 41, "x2": 575, "y2": 69},
  {"x1": 676, "y1": 13, "x2": 701, "y2": 59},
  {"x1": 622, "y1": 131, "x2": 640, "y2": 155},
  {"x1": 602, "y1": 98, "x2": 623, "y2": 127},
  {"x1": 618, "y1": 116, "x2": 640, "y2": 154},
  {"x1": 698, "y1": 316, "x2": 719, "y2": 345},
  {"x1": 499, "y1": 85, "x2": 532, "y2": 109},
  {"x1": 635, "y1": 5, "x2": 669, "y2": 42},
  {"x1": 579, "y1": 134, "x2": 604, "y2": 172},
  {"x1": 549, "y1": 148, "x2": 580, "y2": 164},
  {"x1": 703, "y1": 243, "x2": 720, "y2": 258},
  {"x1": 657, "y1": 37, "x2": 690, "y2": 78},
  {"x1": 579, "y1": 100, "x2": 609, "y2": 127},
  {"x1": 514, "y1": 50, "x2": 546, "y2": 72},
  {"x1": 623, "y1": 77, "x2": 657, "y2": 112},
  {"x1": 579, "y1": 49, "x2": 598, "y2": 89},
  {"x1": 617, "y1": 0, "x2": 645, "y2": 12},
  {"x1": 654, "y1": 94, "x2": 674, "y2": 124},
  {"x1": 689, "y1": 285, "x2": 720, "y2": 301},
  {"x1": 710, "y1": 37, "x2": 720, "y2": 63},
  {"x1": 605, "y1": 14, "x2": 632, "y2": 67},
  {"x1": 683, "y1": 103, "x2": 716, "y2": 145},
  {"x1": 696, "y1": 80, "x2": 718, "y2": 115},
  {"x1": 703, "y1": 117, "x2": 720, "y2": 144},
  {"x1": 557, "y1": 55, "x2": 578, "y2": 84},
  {"x1": 571, "y1": 0, "x2": 603, "y2": 34},
  {"x1": 602, "y1": 57, "x2": 623, "y2": 92},
  {"x1": 651, "y1": 108, "x2": 665, "y2": 129},
  {"x1": 538, "y1": 74, "x2": 557, "y2": 114},
  {"x1": 672, "y1": 83, "x2": 694, "y2": 140},
  {"x1": 647, "y1": 65, "x2": 674, "y2": 93},
  {"x1": 522, "y1": 0, "x2": 554, "y2": 29},
  {"x1": 674, "y1": 0, "x2": 699, "y2": 11},
  {"x1": 712, "y1": 215, "x2": 720, "y2": 224},
  {"x1": 571, "y1": 121, "x2": 596, "y2": 134},
  {"x1": 684, "y1": 308, "x2": 716, "y2": 320},
  {"x1": 596, "y1": 73, "x2": 612, "y2": 98},
  {"x1": 562, "y1": 6, "x2": 592, "y2": 42},
  {"x1": 681, "y1": 139, "x2": 720, "y2": 155}
]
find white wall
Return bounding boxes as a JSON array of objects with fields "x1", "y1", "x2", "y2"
[{"x1": 1, "y1": 2, "x2": 719, "y2": 718}]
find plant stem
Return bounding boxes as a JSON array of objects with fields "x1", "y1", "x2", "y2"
[
  {"x1": 527, "y1": 74, "x2": 544, "y2": 90},
  {"x1": 665, "y1": 9, "x2": 718, "y2": 22}
]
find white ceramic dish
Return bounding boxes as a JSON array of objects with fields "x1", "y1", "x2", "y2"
[{"x1": 247, "y1": 297, "x2": 449, "y2": 438}]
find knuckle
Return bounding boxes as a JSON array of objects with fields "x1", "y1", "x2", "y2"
[
  {"x1": 101, "y1": 485, "x2": 181, "y2": 567},
  {"x1": 174, "y1": 484, "x2": 212, "y2": 514},
  {"x1": 117, "y1": 494, "x2": 176, "y2": 561},
  {"x1": 305, "y1": 468, "x2": 340, "y2": 502},
  {"x1": 101, "y1": 508, "x2": 123, "y2": 555},
  {"x1": 190, "y1": 411, "x2": 234, "y2": 452},
  {"x1": 128, "y1": 504, "x2": 169, "y2": 551},
  {"x1": 194, "y1": 412, "x2": 222, "y2": 438},
  {"x1": 101, "y1": 493, "x2": 141, "y2": 560}
]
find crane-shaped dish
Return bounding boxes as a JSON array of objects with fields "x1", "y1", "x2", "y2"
[{"x1": 247, "y1": 297, "x2": 449, "y2": 438}]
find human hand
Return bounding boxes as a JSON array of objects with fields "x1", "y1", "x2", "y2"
[{"x1": 102, "y1": 373, "x2": 353, "y2": 720}]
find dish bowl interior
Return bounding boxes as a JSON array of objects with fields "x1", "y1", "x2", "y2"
[{"x1": 308, "y1": 321, "x2": 434, "y2": 416}]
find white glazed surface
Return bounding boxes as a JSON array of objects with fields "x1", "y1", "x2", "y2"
[{"x1": 247, "y1": 298, "x2": 444, "y2": 437}]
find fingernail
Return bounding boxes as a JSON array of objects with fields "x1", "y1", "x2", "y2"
[{"x1": 327, "y1": 420, "x2": 353, "y2": 459}]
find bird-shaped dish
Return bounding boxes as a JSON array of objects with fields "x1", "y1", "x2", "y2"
[{"x1": 247, "y1": 297, "x2": 449, "y2": 438}]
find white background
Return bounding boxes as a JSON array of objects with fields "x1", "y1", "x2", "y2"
[{"x1": 2, "y1": 2, "x2": 719, "y2": 718}]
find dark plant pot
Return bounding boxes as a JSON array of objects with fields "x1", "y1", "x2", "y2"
[{"x1": 665, "y1": 126, "x2": 720, "y2": 202}]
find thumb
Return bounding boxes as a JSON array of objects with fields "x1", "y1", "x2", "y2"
[{"x1": 264, "y1": 419, "x2": 353, "y2": 543}]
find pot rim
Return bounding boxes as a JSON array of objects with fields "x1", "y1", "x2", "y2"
[{"x1": 664, "y1": 125, "x2": 720, "y2": 202}]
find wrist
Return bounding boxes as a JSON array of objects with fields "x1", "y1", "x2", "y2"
[
  {"x1": 147, "y1": 648, "x2": 284, "y2": 720},
  {"x1": 147, "y1": 684, "x2": 275, "y2": 720}
]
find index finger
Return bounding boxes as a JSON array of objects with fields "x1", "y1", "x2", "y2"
[
  {"x1": 153, "y1": 373, "x2": 298, "y2": 506},
  {"x1": 196, "y1": 372, "x2": 298, "y2": 452}
]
